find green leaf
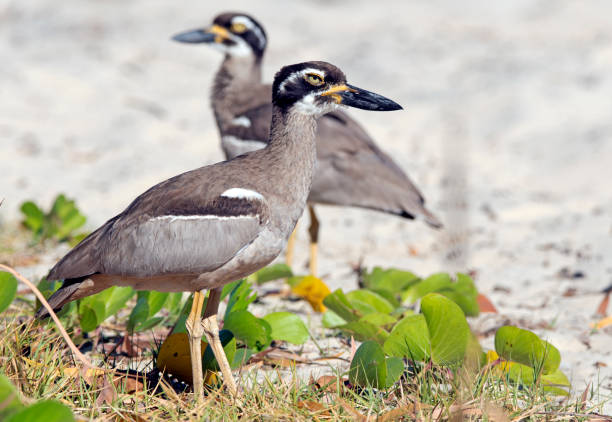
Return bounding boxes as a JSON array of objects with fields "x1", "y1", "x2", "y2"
[
  {"x1": 438, "y1": 273, "x2": 479, "y2": 316},
  {"x1": 20, "y1": 201, "x2": 45, "y2": 233},
  {"x1": 56, "y1": 212, "x2": 86, "y2": 240},
  {"x1": 542, "y1": 368, "x2": 570, "y2": 387},
  {"x1": 6, "y1": 400, "x2": 74, "y2": 422},
  {"x1": 127, "y1": 297, "x2": 149, "y2": 332},
  {"x1": 103, "y1": 287, "x2": 134, "y2": 319},
  {"x1": 224, "y1": 281, "x2": 257, "y2": 318},
  {"x1": 0, "y1": 272, "x2": 18, "y2": 314},
  {"x1": 346, "y1": 289, "x2": 394, "y2": 315},
  {"x1": 262, "y1": 312, "x2": 309, "y2": 345},
  {"x1": 224, "y1": 310, "x2": 271, "y2": 351},
  {"x1": 421, "y1": 293, "x2": 470, "y2": 367},
  {"x1": 384, "y1": 356, "x2": 404, "y2": 388},
  {"x1": 134, "y1": 316, "x2": 164, "y2": 332},
  {"x1": 383, "y1": 314, "x2": 431, "y2": 361},
  {"x1": 78, "y1": 299, "x2": 105, "y2": 332},
  {"x1": 349, "y1": 341, "x2": 387, "y2": 389},
  {"x1": 146, "y1": 291, "x2": 169, "y2": 317},
  {"x1": 0, "y1": 374, "x2": 23, "y2": 419},
  {"x1": 231, "y1": 348, "x2": 254, "y2": 369},
  {"x1": 253, "y1": 264, "x2": 293, "y2": 284},
  {"x1": 322, "y1": 289, "x2": 360, "y2": 322},
  {"x1": 401, "y1": 273, "x2": 453, "y2": 304},
  {"x1": 166, "y1": 292, "x2": 184, "y2": 316},
  {"x1": 337, "y1": 320, "x2": 389, "y2": 344},
  {"x1": 322, "y1": 310, "x2": 346, "y2": 328},
  {"x1": 203, "y1": 330, "x2": 237, "y2": 371},
  {"x1": 359, "y1": 313, "x2": 397, "y2": 328},
  {"x1": 495, "y1": 326, "x2": 560, "y2": 375},
  {"x1": 362, "y1": 267, "x2": 420, "y2": 294}
]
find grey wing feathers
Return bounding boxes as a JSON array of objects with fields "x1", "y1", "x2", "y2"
[
  {"x1": 46, "y1": 217, "x2": 117, "y2": 281},
  {"x1": 46, "y1": 164, "x2": 268, "y2": 281},
  {"x1": 312, "y1": 111, "x2": 442, "y2": 228},
  {"x1": 100, "y1": 215, "x2": 261, "y2": 277}
]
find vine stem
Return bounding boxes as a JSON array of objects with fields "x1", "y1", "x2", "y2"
[{"x1": 0, "y1": 264, "x2": 96, "y2": 370}]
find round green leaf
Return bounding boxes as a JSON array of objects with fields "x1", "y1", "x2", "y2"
[
  {"x1": 6, "y1": 400, "x2": 74, "y2": 422},
  {"x1": 347, "y1": 290, "x2": 394, "y2": 315},
  {"x1": 262, "y1": 312, "x2": 309, "y2": 345},
  {"x1": 322, "y1": 310, "x2": 346, "y2": 328},
  {"x1": 402, "y1": 273, "x2": 453, "y2": 304},
  {"x1": 494, "y1": 326, "x2": 561, "y2": 375},
  {"x1": 362, "y1": 267, "x2": 420, "y2": 294},
  {"x1": 203, "y1": 330, "x2": 237, "y2": 371},
  {"x1": 421, "y1": 293, "x2": 470, "y2": 367},
  {"x1": 0, "y1": 272, "x2": 18, "y2": 314},
  {"x1": 349, "y1": 340, "x2": 387, "y2": 389},
  {"x1": 384, "y1": 356, "x2": 404, "y2": 388},
  {"x1": 224, "y1": 310, "x2": 271, "y2": 351},
  {"x1": 383, "y1": 314, "x2": 431, "y2": 361},
  {"x1": 359, "y1": 313, "x2": 397, "y2": 328}
]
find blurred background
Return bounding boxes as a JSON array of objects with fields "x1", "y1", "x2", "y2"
[{"x1": 1, "y1": 0, "x2": 611, "y2": 397}]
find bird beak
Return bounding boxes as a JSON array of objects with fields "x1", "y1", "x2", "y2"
[
  {"x1": 171, "y1": 25, "x2": 230, "y2": 44},
  {"x1": 321, "y1": 84, "x2": 402, "y2": 111}
]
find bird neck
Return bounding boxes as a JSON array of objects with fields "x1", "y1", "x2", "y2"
[
  {"x1": 264, "y1": 108, "x2": 318, "y2": 225},
  {"x1": 211, "y1": 54, "x2": 262, "y2": 110}
]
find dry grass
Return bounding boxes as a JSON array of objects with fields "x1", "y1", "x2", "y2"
[{"x1": 2, "y1": 299, "x2": 611, "y2": 421}]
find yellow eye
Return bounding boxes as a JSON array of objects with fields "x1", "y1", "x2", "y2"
[
  {"x1": 305, "y1": 73, "x2": 324, "y2": 86},
  {"x1": 231, "y1": 22, "x2": 247, "y2": 33}
]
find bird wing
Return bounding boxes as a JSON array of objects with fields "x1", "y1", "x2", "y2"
[
  {"x1": 47, "y1": 165, "x2": 269, "y2": 280},
  {"x1": 312, "y1": 110, "x2": 442, "y2": 228}
]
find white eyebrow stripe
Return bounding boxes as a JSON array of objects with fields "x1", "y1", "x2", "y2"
[
  {"x1": 231, "y1": 16, "x2": 266, "y2": 49},
  {"x1": 277, "y1": 68, "x2": 326, "y2": 93},
  {"x1": 231, "y1": 116, "x2": 251, "y2": 127},
  {"x1": 149, "y1": 215, "x2": 256, "y2": 223},
  {"x1": 221, "y1": 188, "x2": 264, "y2": 201}
]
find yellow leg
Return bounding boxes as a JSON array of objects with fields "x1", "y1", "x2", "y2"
[
  {"x1": 285, "y1": 223, "x2": 298, "y2": 269},
  {"x1": 185, "y1": 290, "x2": 205, "y2": 401},
  {"x1": 308, "y1": 205, "x2": 320, "y2": 276},
  {"x1": 201, "y1": 287, "x2": 238, "y2": 396}
]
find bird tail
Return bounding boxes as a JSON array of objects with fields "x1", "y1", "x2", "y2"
[{"x1": 35, "y1": 276, "x2": 108, "y2": 319}]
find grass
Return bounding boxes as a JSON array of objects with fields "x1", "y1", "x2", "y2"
[{"x1": 2, "y1": 299, "x2": 611, "y2": 421}]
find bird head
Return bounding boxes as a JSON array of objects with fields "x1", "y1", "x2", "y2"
[
  {"x1": 272, "y1": 61, "x2": 402, "y2": 116},
  {"x1": 172, "y1": 12, "x2": 267, "y2": 59}
]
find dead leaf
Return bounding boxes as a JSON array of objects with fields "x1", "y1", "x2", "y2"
[
  {"x1": 349, "y1": 336, "x2": 357, "y2": 362},
  {"x1": 291, "y1": 275, "x2": 331, "y2": 312},
  {"x1": 156, "y1": 332, "x2": 207, "y2": 385},
  {"x1": 312, "y1": 375, "x2": 347, "y2": 394},
  {"x1": 596, "y1": 293, "x2": 610, "y2": 317},
  {"x1": 377, "y1": 404, "x2": 416, "y2": 421},
  {"x1": 477, "y1": 294, "x2": 497, "y2": 313},
  {"x1": 96, "y1": 377, "x2": 116, "y2": 405},
  {"x1": 298, "y1": 400, "x2": 328, "y2": 414},
  {"x1": 336, "y1": 398, "x2": 366, "y2": 421},
  {"x1": 580, "y1": 382, "x2": 591, "y2": 412}
]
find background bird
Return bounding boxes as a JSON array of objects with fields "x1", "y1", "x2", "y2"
[
  {"x1": 172, "y1": 12, "x2": 442, "y2": 275},
  {"x1": 35, "y1": 61, "x2": 402, "y2": 397}
]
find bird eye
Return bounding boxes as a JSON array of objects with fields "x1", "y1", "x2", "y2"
[
  {"x1": 231, "y1": 22, "x2": 247, "y2": 33},
  {"x1": 305, "y1": 73, "x2": 324, "y2": 86}
]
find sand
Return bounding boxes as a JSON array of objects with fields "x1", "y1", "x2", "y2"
[{"x1": 1, "y1": 0, "x2": 611, "y2": 412}]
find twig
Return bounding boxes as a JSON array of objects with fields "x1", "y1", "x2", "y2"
[{"x1": 0, "y1": 264, "x2": 95, "y2": 370}]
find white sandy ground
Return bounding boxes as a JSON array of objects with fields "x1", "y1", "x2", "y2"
[{"x1": 1, "y1": 0, "x2": 611, "y2": 413}]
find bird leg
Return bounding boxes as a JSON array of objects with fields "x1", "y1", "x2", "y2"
[
  {"x1": 185, "y1": 290, "x2": 205, "y2": 401},
  {"x1": 285, "y1": 223, "x2": 298, "y2": 269},
  {"x1": 201, "y1": 287, "x2": 238, "y2": 396},
  {"x1": 308, "y1": 205, "x2": 320, "y2": 275}
]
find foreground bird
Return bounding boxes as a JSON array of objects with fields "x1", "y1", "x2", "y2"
[
  {"x1": 36, "y1": 61, "x2": 401, "y2": 397},
  {"x1": 173, "y1": 12, "x2": 441, "y2": 275}
]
